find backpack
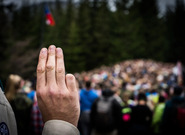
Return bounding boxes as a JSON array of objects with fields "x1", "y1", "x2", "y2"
[
  {"x1": 121, "y1": 106, "x2": 132, "y2": 123},
  {"x1": 94, "y1": 96, "x2": 115, "y2": 132}
]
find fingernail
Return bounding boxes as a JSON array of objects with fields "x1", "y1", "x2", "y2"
[
  {"x1": 50, "y1": 45, "x2": 55, "y2": 52},
  {"x1": 41, "y1": 48, "x2": 47, "y2": 54},
  {"x1": 57, "y1": 48, "x2": 62, "y2": 54}
]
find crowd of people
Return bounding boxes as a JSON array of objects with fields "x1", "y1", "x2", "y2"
[
  {"x1": 2, "y1": 58, "x2": 185, "y2": 135},
  {"x1": 76, "y1": 59, "x2": 185, "y2": 135},
  {"x1": 4, "y1": 74, "x2": 42, "y2": 135}
]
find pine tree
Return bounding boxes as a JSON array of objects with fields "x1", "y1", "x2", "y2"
[
  {"x1": 165, "y1": 0, "x2": 185, "y2": 64},
  {"x1": 77, "y1": 0, "x2": 93, "y2": 70},
  {"x1": 111, "y1": 0, "x2": 132, "y2": 61},
  {"x1": 0, "y1": 0, "x2": 13, "y2": 81},
  {"x1": 12, "y1": 0, "x2": 33, "y2": 40},
  {"x1": 91, "y1": 0, "x2": 112, "y2": 67},
  {"x1": 126, "y1": 0, "x2": 168, "y2": 60}
]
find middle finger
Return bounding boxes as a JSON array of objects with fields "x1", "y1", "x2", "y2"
[{"x1": 46, "y1": 45, "x2": 56, "y2": 85}]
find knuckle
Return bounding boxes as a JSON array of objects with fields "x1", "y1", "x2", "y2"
[
  {"x1": 40, "y1": 54, "x2": 47, "y2": 59},
  {"x1": 57, "y1": 54, "x2": 63, "y2": 58},
  {"x1": 37, "y1": 66, "x2": 45, "y2": 73},
  {"x1": 64, "y1": 91, "x2": 73, "y2": 100},
  {"x1": 56, "y1": 67, "x2": 63, "y2": 73},
  {"x1": 48, "y1": 90, "x2": 56, "y2": 97},
  {"x1": 46, "y1": 64, "x2": 54, "y2": 71},
  {"x1": 58, "y1": 91, "x2": 69, "y2": 99},
  {"x1": 58, "y1": 91, "x2": 65, "y2": 98},
  {"x1": 49, "y1": 50, "x2": 55, "y2": 55},
  {"x1": 48, "y1": 86, "x2": 58, "y2": 97}
]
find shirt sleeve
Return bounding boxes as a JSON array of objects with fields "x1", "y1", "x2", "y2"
[
  {"x1": 0, "y1": 88, "x2": 17, "y2": 135},
  {"x1": 42, "y1": 120, "x2": 80, "y2": 135}
]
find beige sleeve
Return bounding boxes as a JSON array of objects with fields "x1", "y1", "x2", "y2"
[
  {"x1": 0, "y1": 88, "x2": 17, "y2": 135},
  {"x1": 42, "y1": 120, "x2": 80, "y2": 135}
]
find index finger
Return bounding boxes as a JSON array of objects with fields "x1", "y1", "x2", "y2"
[{"x1": 37, "y1": 48, "x2": 47, "y2": 89}]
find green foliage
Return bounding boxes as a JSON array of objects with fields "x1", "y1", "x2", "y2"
[
  {"x1": 165, "y1": 0, "x2": 185, "y2": 63},
  {"x1": 0, "y1": 1, "x2": 14, "y2": 82},
  {"x1": 1, "y1": 0, "x2": 185, "y2": 80}
]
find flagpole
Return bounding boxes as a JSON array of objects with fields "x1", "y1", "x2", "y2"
[
  {"x1": 39, "y1": 2, "x2": 55, "y2": 49},
  {"x1": 39, "y1": 2, "x2": 46, "y2": 49}
]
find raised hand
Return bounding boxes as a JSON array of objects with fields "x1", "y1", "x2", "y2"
[{"x1": 36, "y1": 45, "x2": 80, "y2": 127}]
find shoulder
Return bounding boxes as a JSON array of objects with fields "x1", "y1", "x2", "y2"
[
  {"x1": 27, "y1": 90, "x2": 35, "y2": 97},
  {"x1": 80, "y1": 89, "x2": 85, "y2": 93},
  {"x1": 90, "y1": 89, "x2": 98, "y2": 96},
  {"x1": 79, "y1": 89, "x2": 85, "y2": 96},
  {"x1": 12, "y1": 92, "x2": 33, "y2": 108},
  {"x1": 0, "y1": 88, "x2": 9, "y2": 106},
  {"x1": 0, "y1": 88, "x2": 17, "y2": 135}
]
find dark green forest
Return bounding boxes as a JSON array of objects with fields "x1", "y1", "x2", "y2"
[{"x1": 0, "y1": 0, "x2": 185, "y2": 82}]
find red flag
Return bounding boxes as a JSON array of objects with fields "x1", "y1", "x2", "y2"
[{"x1": 44, "y1": 5, "x2": 55, "y2": 26}]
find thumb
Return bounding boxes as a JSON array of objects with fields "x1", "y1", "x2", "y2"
[{"x1": 65, "y1": 74, "x2": 77, "y2": 92}]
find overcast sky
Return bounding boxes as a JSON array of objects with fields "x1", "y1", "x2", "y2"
[{"x1": 3, "y1": 0, "x2": 185, "y2": 15}]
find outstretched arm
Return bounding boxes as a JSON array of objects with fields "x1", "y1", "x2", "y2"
[{"x1": 36, "y1": 45, "x2": 80, "y2": 135}]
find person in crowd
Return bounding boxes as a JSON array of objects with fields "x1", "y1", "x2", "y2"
[
  {"x1": 90, "y1": 88, "x2": 121, "y2": 135},
  {"x1": 0, "y1": 45, "x2": 80, "y2": 135},
  {"x1": 5, "y1": 74, "x2": 23, "y2": 102},
  {"x1": 118, "y1": 90, "x2": 135, "y2": 135},
  {"x1": 1, "y1": 44, "x2": 184, "y2": 135},
  {"x1": 79, "y1": 81, "x2": 99, "y2": 135},
  {"x1": 24, "y1": 80, "x2": 36, "y2": 102},
  {"x1": 161, "y1": 85, "x2": 185, "y2": 134},
  {"x1": 151, "y1": 95, "x2": 166, "y2": 135},
  {"x1": 24, "y1": 79, "x2": 44, "y2": 135},
  {"x1": 4, "y1": 74, "x2": 33, "y2": 135},
  {"x1": 31, "y1": 94, "x2": 44, "y2": 135},
  {"x1": 129, "y1": 92, "x2": 153, "y2": 135},
  {"x1": 112, "y1": 86, "x2": 123, "y2": 106}
]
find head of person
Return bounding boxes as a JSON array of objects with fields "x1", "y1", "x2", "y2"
[
  {"x1": 85, "y1": 81, "x2": 91, "y2": 90},
  {"x1": 121, "y1": 90, "x2": 131, "y2": 103},
  {"x1": 5, "y1": 74, "x2": 22, "y2": 102},
  {"x1": 158, "y1": 95, "x2": 165, "y2": 103},
  {"x1": 137, "y1": 92, "x2": 147, "y2": 105},
  {"x1": 102, "y1": 88, "x2": 115, "y2": 98},
  {"x1": 173, "y1": 85, "x2": 183, "y2": 96},
  {"x1": 23, "y1": 80, "x2": 32, "y2": 93}
]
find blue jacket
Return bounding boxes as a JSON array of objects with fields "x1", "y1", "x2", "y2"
[{"x1": 80, "y1": 89, "x2": 98, "y2": 112}]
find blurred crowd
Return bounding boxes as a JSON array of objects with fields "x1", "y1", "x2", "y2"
[
  {"x1": 4, "y1": 74, "x2": 43, "y2": 135},
  {"x1": 3, "y1": 59, "x2": 185, "y2": 135}
]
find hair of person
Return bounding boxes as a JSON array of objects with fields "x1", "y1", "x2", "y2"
[
  {"x1": 158, "y1": 95, "x2": 165, "y2": 103},
  {"x1": 173, "y1": 85, "x2": 183, "y2": 96},
  {"x1": 85, "y1": 81, "x2": 91, "y2": 89},
  {"x1": 5, "y1": 74, "x2": 22, "y2": 102},
  {"x1": 102, "y1": 88, "x2": 114, "y2": 97},
  {"x1": 138, "y1": 92, "x2": 147, "y2": 101}
]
